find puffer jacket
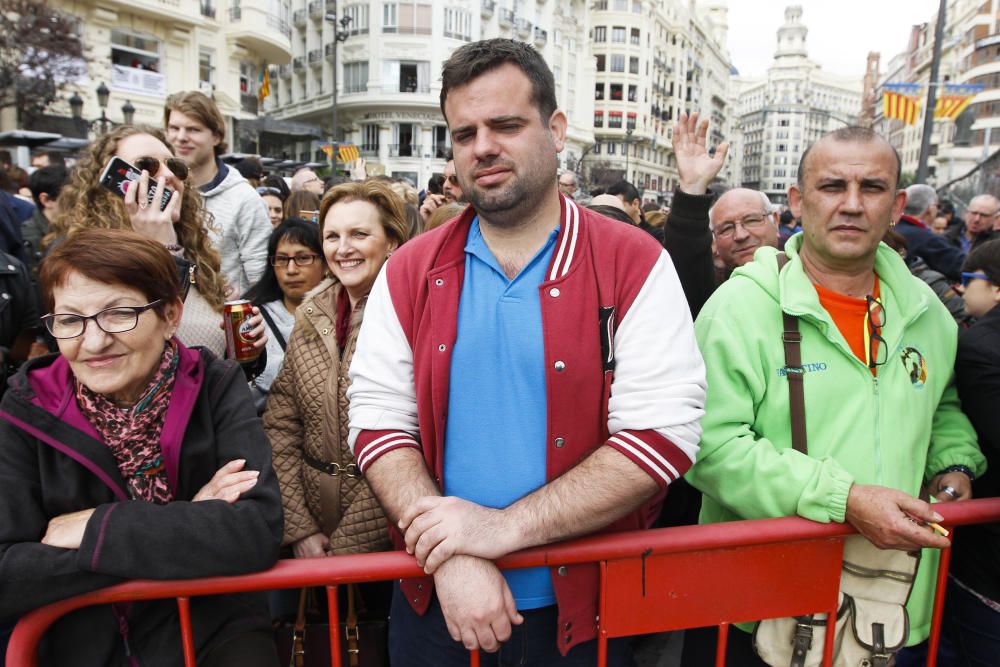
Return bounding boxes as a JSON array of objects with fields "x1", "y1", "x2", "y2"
[{"x1": 263, "y1": 279, "x2": 390, "y2": 554}]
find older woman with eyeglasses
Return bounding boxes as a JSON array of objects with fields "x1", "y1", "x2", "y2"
[
  {"x1": 51, "y1": 125, "x2": 266, "y2": 361},
  {"x1": 0, "y1": 228, "x2": 283, "y2": 666},
  {"x1": 263, "y1": 181, "x2": 408, "y2": 561}
]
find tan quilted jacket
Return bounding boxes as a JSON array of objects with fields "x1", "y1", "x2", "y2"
[{"x1": 263, "y1": 279, "x2": 390, "y2": 554}]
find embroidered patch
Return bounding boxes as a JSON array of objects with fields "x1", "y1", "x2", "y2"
[{"x1": 900, "y1": 346, "x2": 927, "y2": 388}]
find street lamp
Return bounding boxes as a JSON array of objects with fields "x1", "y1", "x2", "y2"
[
  {"x1": 325, "y1": 7, "x2": 352, "y2": 172},
  {"x1": 67, "y1": 84, "x2": 135, "y2": 136}
]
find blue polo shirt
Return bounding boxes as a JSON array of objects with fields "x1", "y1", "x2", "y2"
[{"x1": 443, "y1": 218, "x2": 559, "y2": 610}]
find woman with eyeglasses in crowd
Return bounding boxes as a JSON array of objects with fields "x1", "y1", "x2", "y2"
[
  {"x1": 243, "y1": 219, "x2": 326, "y2": 413},
  {"x1": 49, "y1": 125, "x2": 266, "y2": 362},
  {"x1": 263, "y1": 180, "x2": 408, "y2": 564},
  {"x1": 0, "y1": 228, "x2": 283, "y2": 666}
]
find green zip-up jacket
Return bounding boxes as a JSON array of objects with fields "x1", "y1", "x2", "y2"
[{"x1": 688, "y1": 234, "x2": 986, "y2": 643}]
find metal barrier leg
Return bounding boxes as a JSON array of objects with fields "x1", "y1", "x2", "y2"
[
  {"x1": 822, "y1": 607, "x2": 836, "y2": 666},
  {"x1": 926, "y1": 536, "x2": 954, "y2": 667},
  {"x1": 176, "y1": 597, "x2": 197, "y2": 667},
  {"x1": 327, "y1": 585, "x2": 342, "y2": 667},
  {"x1": 469, "y1": 648, "x2": 480, "y2": 666},
  {"x1": 598, "y1": 560, "x2": 608, "y2": 667},
  {"x1": 715, "y1": 622, "x2": 729, "y2": 667}
]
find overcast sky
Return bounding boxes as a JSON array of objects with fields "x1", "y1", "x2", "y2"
[{"x1": 725, "y1": 0, "x2": 942, "y2": 79}]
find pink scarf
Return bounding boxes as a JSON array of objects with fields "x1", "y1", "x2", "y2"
[{"x1": 76, "y1": 341, "x2": 179, "y2": 503}]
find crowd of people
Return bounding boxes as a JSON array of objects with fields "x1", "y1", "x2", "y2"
[{"x1": 0, "y1": 36, "x2": 999, "y2": 667}]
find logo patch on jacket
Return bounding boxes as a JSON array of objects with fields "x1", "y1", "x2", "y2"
[
  {"x1": 900, "y1": 346, "x2": 927, "y2": 388},
  {"x1": 776, "y1": 362, "x2": 828, "y2": 377}
]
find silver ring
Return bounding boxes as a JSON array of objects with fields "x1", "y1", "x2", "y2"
[
  {"x1": 941, "y1": 486, "x2": 958, "y2": 498},
  {"x1": 138, "y1": 200, "x2": 148, "y2": 210}
]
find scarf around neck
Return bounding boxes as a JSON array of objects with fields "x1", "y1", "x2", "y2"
[{"x1": 76, "y1": 340, "x2": 180, "y2": 503}]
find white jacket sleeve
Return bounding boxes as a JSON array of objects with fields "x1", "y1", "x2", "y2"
[{"x1": 347, "y1": 264, "x2": 420, "y2": 472}]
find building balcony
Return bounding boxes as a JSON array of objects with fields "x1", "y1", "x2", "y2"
[
  {"x1": 388, "y1": 143, "x2": 419, "y2": 157},
  {"x1": 200, "y1": 0, "x2": 216, "y2": 18},
  {"x1": 292, "y1": 8, "x2": 306, "y2": 25},
  {"x1": 515, "y1": 18, "x2": 531, "y2": 38},
  {"x1": 499, "y1": 8, "x2": 514, "y2": 27},
  {"x1": 533, "y1": 27, "x2": 547, "y2": 47},
  {"x1": 308, "y1": 49, "x2": 323, "y2": 65},
  {"x1": 381, "y1": 83, "x2": 431, "y2": 94},
  {"x1": 227, "y1": 1, "x2": 293, "y2": 63},
  {"x1": 325, "y1": 43, "x2": 336, "y2": 59},
  {"x1": 360, "y1": 143, "x2": 379, "y2": 157},
  {"x1": 308, "y1": 0, "x2": 323, "y2": 19},
  {"x1": 481, "y1": 0, "x2": 495, "y2": 18},
  {"x1": 292, "y1": 56, "x2": 305, "y2": 70},
  {"x1": 100, "y1": 0, "x2": 202, "y2": 25},
  {"x1": 279, "y1": 64, "x2": 291, "y2": 77}
]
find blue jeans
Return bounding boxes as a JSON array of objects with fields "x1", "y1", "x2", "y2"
[{"x1": 388, "y1": 583, "x2": 635, "y2": 667}]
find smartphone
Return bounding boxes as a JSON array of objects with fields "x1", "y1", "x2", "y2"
[{"x1": 99, "y1": 157, "x2": 174, "y2": 211}]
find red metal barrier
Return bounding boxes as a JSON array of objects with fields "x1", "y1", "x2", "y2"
[{"x1": 7, "y1": 498, "x2": 1000, "y2": 667}]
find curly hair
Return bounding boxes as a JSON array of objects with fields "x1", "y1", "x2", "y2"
[{"x1": 50, "y1": 125, "x2": 227, "y2": 310}]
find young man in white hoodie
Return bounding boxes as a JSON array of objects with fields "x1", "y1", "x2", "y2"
[{"x1": 165, "y1": 91, "x2": 270, "y2": 295}]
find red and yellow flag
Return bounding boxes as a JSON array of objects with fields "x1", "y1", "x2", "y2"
[
  {"x1": 337, "y1": 144, "x2": 360, "y2": 163},
  {"x1": 883, "y1": 91, "x2": 920, "y2": 126}
]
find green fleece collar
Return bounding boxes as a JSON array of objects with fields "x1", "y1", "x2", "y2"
[{"x1": 733, "y1": 235, "x2": 930, "y2": 357}]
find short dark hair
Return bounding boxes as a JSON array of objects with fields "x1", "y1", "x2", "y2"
[
  {"x1": 963, "y1": 239, "x2": 1000, "y2": 285},
  {"x1": 29, "y1": 165, "x2": 68, "y2": 209},
  {"x1": 263, "y1": 174, "x2": 290, "y2": 199},
  {"x1": 607, "y1": 181, "x2": 640, "y2": 203},
  {"x1": 428, "y1": 174, "x2": 445, "y2": 196},
  {"x1": 40, "y1": 228, "x2": 180, "y2": 314},
  {"x1": 244, "y1": 218, "x2": 323, "y2": 304},
  {"x1": 440, "y1": 38, "x2": 557, "y2": 123},
  {"x1": 797, "y1": 127, "x2": 901, "y2": 189}
]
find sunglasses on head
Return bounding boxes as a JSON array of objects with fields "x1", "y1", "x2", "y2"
[
  {"x1": 257, "y1": 186, "x2": 283, "y2": 196},
  {"x1": 961, "y1": 272, "x2": 993, "y2": 286},
  {"x1": 134, "y1": 156, "x2": 189, "y2": 181}
]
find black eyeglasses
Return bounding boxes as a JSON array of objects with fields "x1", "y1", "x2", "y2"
[
  {"x1": 269, "y1": 253, "x2": 320, "y2": 267},
  {"x1": 134, "y1": 156, "x2": 189, "y2": 181},
  {"x1": 865, "y1": 295, "x2": 887, "y2": 369},
  {"x1": 41, "y1": 300, "x2": 163, "y2": 339}
]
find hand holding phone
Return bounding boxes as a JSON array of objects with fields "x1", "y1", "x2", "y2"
[{"x1": 99, "y1": 156, "x2": 174, "y2": 211}]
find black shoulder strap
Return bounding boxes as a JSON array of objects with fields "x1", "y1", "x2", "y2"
[
  {"x1": 258, "y1": 305, "x2": 287, "y2": 351},
  {"x1": 776, "y1": 253, "x2": 807, "y2": 455}
]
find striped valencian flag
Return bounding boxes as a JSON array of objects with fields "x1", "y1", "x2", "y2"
[
  {"x1": 882, "y1": 90, "x2": 921, "y2": 125},
  {"x1": 337, "y1": 144, "x2": 361, "y2": 163},
  {"x1": 934, "y1": 84, "x2": 985, "y2": 120}
]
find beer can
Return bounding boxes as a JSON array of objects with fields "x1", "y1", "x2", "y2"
[{"x1": 223, "y1": 300, "x2": 260, "y2": 362}]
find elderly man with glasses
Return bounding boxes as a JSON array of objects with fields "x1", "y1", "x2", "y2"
[
  {"x1": 682, "y1": 126, "x2": 985, "y2": 666},
  {"x1": 948, "y1": 194, "x2": 1000, "y2": 253},
  {"x1": 709, "y1": 189, "x2": 780, "y2": 276}
]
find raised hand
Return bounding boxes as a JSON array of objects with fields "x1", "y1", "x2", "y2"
[{"x1": 672, "y1": 111, "x2": 729, "y2": 195}]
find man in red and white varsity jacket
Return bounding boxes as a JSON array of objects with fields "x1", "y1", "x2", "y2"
[{"x1": 347, "y1": 39, "x2": 705, "y2": 665}]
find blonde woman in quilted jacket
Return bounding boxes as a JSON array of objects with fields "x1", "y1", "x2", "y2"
[{"x1": 263, "y1": 180, "x2": 409, "y2": 559}]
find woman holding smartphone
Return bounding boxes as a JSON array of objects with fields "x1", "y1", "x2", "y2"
[{"x1": 51, "y1": 125, "x2": 264, "y2": 360}]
